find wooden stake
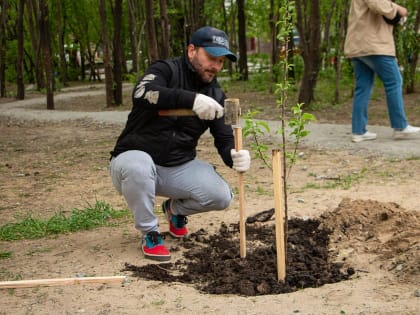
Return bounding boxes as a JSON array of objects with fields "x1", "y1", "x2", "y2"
[
  {"x1": 235, "y1": 126, "x2": 246, "y2": 258},
  {"x1": 0, "y1": 276, "x2": 126, "y2": 289},
  {"x1": 225, "y1": 98, "x2": 246, "y2": 259},
  {"x1": 272, "y1": 149, "x2": 286, "y2": 281}
]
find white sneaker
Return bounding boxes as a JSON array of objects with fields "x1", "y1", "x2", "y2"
[
  {"x1": 352, "y1": 131, "x2": 377, "y2": 143},
  {"x1": 393, "y1": 125, "x2": 420, "y2": 139}
]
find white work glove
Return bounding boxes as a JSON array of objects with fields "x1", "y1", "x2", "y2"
[
  {"x1": 192, "y1": 94, "x2": 224, "y2": 120},
  {"x1": 231, "y1": 149, "x2": 251, "y2": 173}
]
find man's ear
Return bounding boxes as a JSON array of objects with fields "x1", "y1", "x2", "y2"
[{"x1": 187, "y1": 44, "x2": 196, "y2": 59}]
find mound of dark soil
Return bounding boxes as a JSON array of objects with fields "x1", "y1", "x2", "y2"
[{"x1": 123, "y1": 217, "x2": 354, "y2": 296}]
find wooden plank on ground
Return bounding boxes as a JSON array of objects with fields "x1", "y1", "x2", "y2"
[{"x1": 0, "y1": 276, "x2": 126, "y2": 289}]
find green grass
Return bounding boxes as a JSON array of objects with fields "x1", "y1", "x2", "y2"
[
  {"x1": 0, "y1": 201, "x2": 130, "y2": 241},
  {"x1": 0, "y1": 252, "x2": 12, "y2": 259},
  {"x1": 304, "y1": 168, "x2": 367, "y2": 190}
]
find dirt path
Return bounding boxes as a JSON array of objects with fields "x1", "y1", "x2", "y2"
[{"x1": 1, "y1": 84, "x2": 420, "y2": 158}]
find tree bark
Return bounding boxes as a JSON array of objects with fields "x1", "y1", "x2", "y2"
[
  {"x1": 26, "y1": 0, "x2": 45, "y2": 90},
  {"x1": 295, "y1": 0, "x2": 321, "y2": 106},
  {"x1": 334, "y1": 0, "x2": 348, "y2": 104},
  {"x1": 406, "y1": 3, "x2": 420, "y2": 94},
  {"x1": 159, "y1": 0, "x2": 170, "y2": 59},
  {"x1": 57, "y1": 0, "x2": 68, "y2": 86},
  {"x1": 16, "y1": 0, "x2": 25, "y2": 99},
  {"x1": 127, "y1": 0, "x2": 138, "y2": 74},
  {"x1": 145, "y1": 0, "x2": 158, "y2": 63},
  {"x1": 321, "y1": 0, "x2": 337, "y2": 69},
  {"x1": 269, "y1": 0, "x2": 280, "y2": 85},
  {"x1": 0, "y1": 0, "x2": 8, "y2": 97},
  {"x1": 237, "y1": 0, "x2": 248, "y2": 80},
  {"x1": 99, "y1": 0, "x2": 113, "y2": 107},
  {"x1": 112, "y1": 0, "x2": 123, "y2": 105},
  {"x1": 38, "y1": 0, "x2": 54, "y2": 109},
  {"x1": 221, "y1": 0, "x2": 233, "y2": 75},
  {"x1": 229, "y1": 0, "x2": 237, "y2": 67}
]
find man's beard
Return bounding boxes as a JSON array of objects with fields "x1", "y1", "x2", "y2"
[{"x1": 190, "y1": 56, "x2": 216, "y2": 83}]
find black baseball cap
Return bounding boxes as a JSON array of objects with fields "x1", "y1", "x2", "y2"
[{"x1": 190, "y1": 26, "x2": 237, "y2": 62}]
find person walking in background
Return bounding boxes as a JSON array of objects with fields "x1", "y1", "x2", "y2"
[
  {"x1": 344, "y1": 0, "x2": 420, "y2": 143},
  {"x1": 109, "y1": 26, "x2": 251, "y2": 261}
]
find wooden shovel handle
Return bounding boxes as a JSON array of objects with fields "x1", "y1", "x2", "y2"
[{"x1": 158, "y1": 109, "x2": 195, "y2": 116}]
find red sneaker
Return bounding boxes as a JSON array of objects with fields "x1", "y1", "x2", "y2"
[
  {"x1": 162, "y1": 199, "x2": 188, "y2": 238},
  {"x1": 141, "y1": 231, "x2": 171, "y2": 261}
]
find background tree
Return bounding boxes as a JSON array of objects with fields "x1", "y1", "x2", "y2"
[
  {"x1": 237, "y1": 0, "x2": 248, "y2": 80},
  {"x1": 26, "y1": 0, "x2": 45, "y2": 90},
  {"x1": 127, "y1": 0, "x2": 138, "y2": 74},
  {"x1": 184, "y1": 0, "x2": 204, "y2": 33},
  {"x1": 295, "y1": 0, "x2": 321, "y2": 106},
  {"x1": 269, "y1": 0, "x2": 281, "y2": 85},
  {"x1": 56, "y1": 0, "x2": 68, "y2": 86},
  {"x1": 38, "y1": 0, "x2": 54, "y2": 109},
  {"x1": 16, "y1": 0, "x2": 24, "y2": 99},
  {"x1": 99, "y1": 0, "x2": 113, "y2": 107},
  {"x1": 406, "y1": 3, "x2": 420, "y2": 94},
  {"x1": 112, "y1": 0, "x2": 123, "y2": 106},
  {"x1": 320, "y1": 0, "x2": 336, "y2": 69},
  {"x1": 145, "y1": 0, "x2": 158, "y2": 62},
  {"x1": 159, "y1": 0, "x2": 169, "y2": 59},
  {"x1": 219, "y1": 0, "x2": 234, "y2": 75},
  {"x1": 68, "y1": 0, "x2": 101, "y2": 82},
  {"x1": 0, "y1": 0, "x2": 418, "y2": 111},
  {"x1": 333, "y1": 0, "x2": 349, "y2": 104},
  {"x1": 396, "y1": 1, "x2": 420, "y2": 94},
  {"x1": 0, "y1": 0, "x2": 8, "y2": 97}
]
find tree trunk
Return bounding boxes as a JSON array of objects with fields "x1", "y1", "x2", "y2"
[
  {"x1": 112, "y1": 0, "x2": 123, "y2": 106},
  {"x1": 295, "y1": 0, "x2": 321, "y2": 106},
  {"x1": 185, "y1": 0, "x2": 204, "y2": 32},
  {"x1": 99, "y1": 0, "x2": 113, "y2": 107},
  {"x1": 0, "y1": 0, "x2": 8, "y2": 97},
  {"x1": 57, "y1": 0, "x2": 68, "y2": 86},
  {"x1": 221, "y1": 0, "x2": 233, "y2": 75},
  {"x1": 26, "y1": 0, "x2": 45, "y2": 90},
  {"x1": 145, "y1": 0, "x2": 158, "y2": 63},
  {"x1": 127, "y1": 0, "x2": 138, "y2": 74},
  {"x1": 269, "y1": 0, "x2": 280, "y2": 86},
  {"x1": 321, "y1": 0, "x2": 337, "y2": 69},
  {"x1": 229, "y1": 0, "x2": 237, "y2": 67},
  {"x1": 159, "y1": 0, "x2": 170, "y2": 59},
  {"x1": 79, "y1": 42, "x2": 87, "y2": 81},
  {"x1": 16, "y1": 0, "x2": 25, "y2": 99},
  {"x1": 237, "y1": 0, "x2": 248, "y2": 81},
  {"x1": 406, "y1": 4, "x2": 420, "y2": 94},
  {"x1": 334, "y1": 0, "x2": 348, "y2": 104},
  {"x1": 39, "y1": 0, "x2": 54, "y2": 109}
]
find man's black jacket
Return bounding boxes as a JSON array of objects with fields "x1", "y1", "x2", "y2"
[{"x1": 110, "y1": 55, "x2": 235, "y2": 167}]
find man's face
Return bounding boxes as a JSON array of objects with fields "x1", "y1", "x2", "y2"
[{"x1": 188, "y1": 45, "x2": 225, "y2": 83}]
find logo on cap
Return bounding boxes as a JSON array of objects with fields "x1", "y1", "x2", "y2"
[{"x1": 212, "y1": 35, "x2": 229, "y2": 49}]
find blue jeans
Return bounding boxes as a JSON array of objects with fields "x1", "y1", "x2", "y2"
[{"x1": 351, "y1": 55, "x2": 408, "y2": 134}]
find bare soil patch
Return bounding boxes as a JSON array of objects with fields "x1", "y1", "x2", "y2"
[{"x1": 0, "y1": 85, "x2": 419, "y2": 314}]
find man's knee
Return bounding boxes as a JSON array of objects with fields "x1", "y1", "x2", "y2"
[
  {"x1": 110, "y1": 150, "x2": 155, "y2": 191},
  {"x1": 212, "y1": 189, "x2": 233, "y2": 210}
]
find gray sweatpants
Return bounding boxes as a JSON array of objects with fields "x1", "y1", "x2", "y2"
[{"x1": 109, "y1": 150, "x2": 233, "y2": 234}]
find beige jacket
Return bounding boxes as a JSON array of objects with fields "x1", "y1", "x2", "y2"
[{"x1": 344, "y1": 0, "x2": 398, "y2": 58}]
